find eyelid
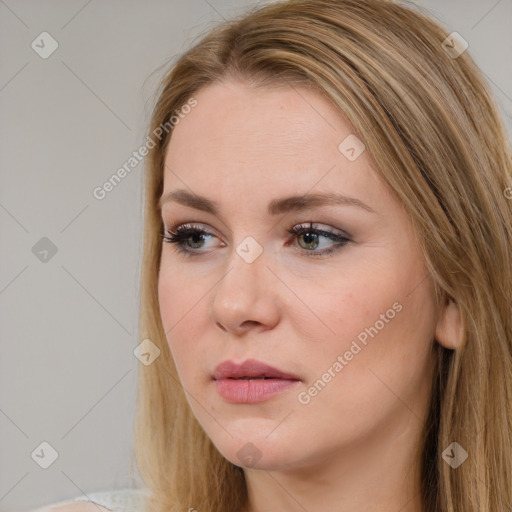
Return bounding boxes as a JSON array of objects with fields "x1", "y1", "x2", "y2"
[
  {"x1": 162, "y1": 219, "x2": 350, "y2": 237},
  {"x1": 165, "y1": 222, "x2": 223, "y2": 240},
  {"x1": 163, "y1": 221, "x2": 349, "y2": 243},
  {"x1": 161, "y1": 220, "x2": 351, "y2": 258},
  {"x1": 289, "y1": 221, "x2": 351, "y2": 239}
]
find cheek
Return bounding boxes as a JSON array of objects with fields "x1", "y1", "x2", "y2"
[
  {"x1": 301, "y1": 264, "x2": 398, "y2": 344},
  {"x1": 158, "y1": 261, "x2": 205, "y2": 327},
  {"x1": 302, "y1": 255, "x2": 435, "y2": 379},
  {"x1": 157, "y1": 268, "x2": 205, "y2": 371},
  {"x1": 335, "y1": 280, "x2": 435, "y2": 397},
  {"x1": 293, "y1": 280, "x2": 436, "y2": 440}
]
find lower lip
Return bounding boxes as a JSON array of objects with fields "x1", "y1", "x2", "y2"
[{"x1": 214, "y1": 378, "x2": 300, "y2": 403}]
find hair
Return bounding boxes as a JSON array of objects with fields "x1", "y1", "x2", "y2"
[{"x1": 132, "y1": 1, "x2": 512, "y2": 510}]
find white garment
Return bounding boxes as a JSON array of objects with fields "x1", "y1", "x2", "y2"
[{"x1": 73, "y1": 488, "x2": 147, "y2": 511}]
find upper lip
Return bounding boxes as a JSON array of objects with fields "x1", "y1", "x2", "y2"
[{"x1": 213, "y1": 359, "x2": 300, "y2": 380}]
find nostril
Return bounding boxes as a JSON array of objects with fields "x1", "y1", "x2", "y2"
[
  {"x1": 215, "y1": 321, "x2": 228, "y2": 332},
  {"x1": 241, "y1": 320, "x2": 260, "y2": 328}
]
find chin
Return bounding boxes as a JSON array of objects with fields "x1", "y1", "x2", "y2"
[
  {"x1": 207, "y1": 426, "x2": 304, "y2": 472},
  {"x1": 221, "y1": 445, "x2": 295, "y2": 471}
]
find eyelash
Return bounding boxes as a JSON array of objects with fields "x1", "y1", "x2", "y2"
[{"x1": 160, "y1": 222, "x2": 351, "y2": 258}]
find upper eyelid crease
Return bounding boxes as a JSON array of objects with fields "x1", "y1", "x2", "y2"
[
  {"x1": 158, "y1": 189, "x2": 376, "y2": 215},
  {"x1": 166, "y1": 221, "x2": 348, "y2": 237}
]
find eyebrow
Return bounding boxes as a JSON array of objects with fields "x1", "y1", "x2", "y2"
[{"x1": 158, "y1": 189, "x2": 376, "y2": 215}]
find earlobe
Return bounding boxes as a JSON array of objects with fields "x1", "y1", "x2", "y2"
[{"x1": 435, "y1": 296, "x2": 464, "y2": 350}]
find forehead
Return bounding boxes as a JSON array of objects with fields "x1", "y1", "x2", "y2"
[
  {"x1": 167, "y1": 79, "x2": 351, "y2": 161},
  {"x1": 162, "y1": 79, "x2": 385, "y2": 207}
]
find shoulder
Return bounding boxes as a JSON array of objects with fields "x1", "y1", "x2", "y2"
[{"x1": 32, "y1": 488, "x2": 148, "y2": 512}]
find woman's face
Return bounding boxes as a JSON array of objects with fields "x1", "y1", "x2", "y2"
[{"x1": 158, "y1": 79, "x2": 438, "y2": 471}]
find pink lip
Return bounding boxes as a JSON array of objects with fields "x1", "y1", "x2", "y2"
[
  {"x1": 213, "y1": 359, "x2": 300, "y2": 380},
  {"x1": 213, "y1": 359, "x2": 301, "y2": 404}
]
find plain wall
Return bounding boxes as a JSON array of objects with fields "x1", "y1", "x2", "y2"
[{"x1": 0, "y1": 0, "x2": 510, "y2": 510}]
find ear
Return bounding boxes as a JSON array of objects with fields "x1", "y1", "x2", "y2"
[{"x1": 435, "y1": 296, "x2": 463, "y2": 350}]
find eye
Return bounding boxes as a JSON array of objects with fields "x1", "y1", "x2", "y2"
[
  {"x1": 287, "y1": 222, "x2": 350, "y2": 257},
  {"x1": 160, "y1": 223, "x2": 223, "y2": 255},
  {"x1": 160, "y1": 221, "x2": 351, "y2": 258}
]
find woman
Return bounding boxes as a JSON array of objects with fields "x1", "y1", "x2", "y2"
[{"x1": 36, "y1": 0, "x2": 512, "y2": 511}]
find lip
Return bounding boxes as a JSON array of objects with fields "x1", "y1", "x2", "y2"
[
  {"x1": 213, "y1": 359, "x2": 300, "y2": 380},
  {"x1": 213, "y1": 359, "x2": 301, "y2": 404}
]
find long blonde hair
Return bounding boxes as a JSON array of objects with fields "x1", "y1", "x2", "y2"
[{"x1": 132, "y1": 1, "x2": 512, "y2": 510}]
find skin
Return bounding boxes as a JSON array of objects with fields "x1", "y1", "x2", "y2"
[{"x1": 157, "y1": 79, "x2": 461, "y2": 512}]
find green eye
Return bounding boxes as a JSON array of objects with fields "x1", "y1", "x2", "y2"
[{"x1": 288, "y1": 222, "x2": 351, "y2": 256}]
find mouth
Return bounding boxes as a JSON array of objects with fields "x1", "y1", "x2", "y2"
[
  {"x1": 212, "y1": 358, "x2": 301, "y2": 381},
  {"x1": 228, "y1": 376, "x2": 275, "y2": 380},
  {"x1": 212, "y1": 359, "x2": 301, "y2": 403}
]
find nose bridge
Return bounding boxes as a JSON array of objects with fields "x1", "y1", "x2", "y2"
[
  {"x1": 210, "y1": 236, "x2": 280, "y2": 331},
  {"x1": 215, "y1": 235, "x2": 267, "y2": 304}
]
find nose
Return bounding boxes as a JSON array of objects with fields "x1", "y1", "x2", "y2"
[{"x1": 210, "y1": 246, "x2": 281, "y2": 335}]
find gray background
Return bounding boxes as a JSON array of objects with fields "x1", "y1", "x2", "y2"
[{"x1": 0, "y1": 0, "x2": 510, "y2": 510}]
